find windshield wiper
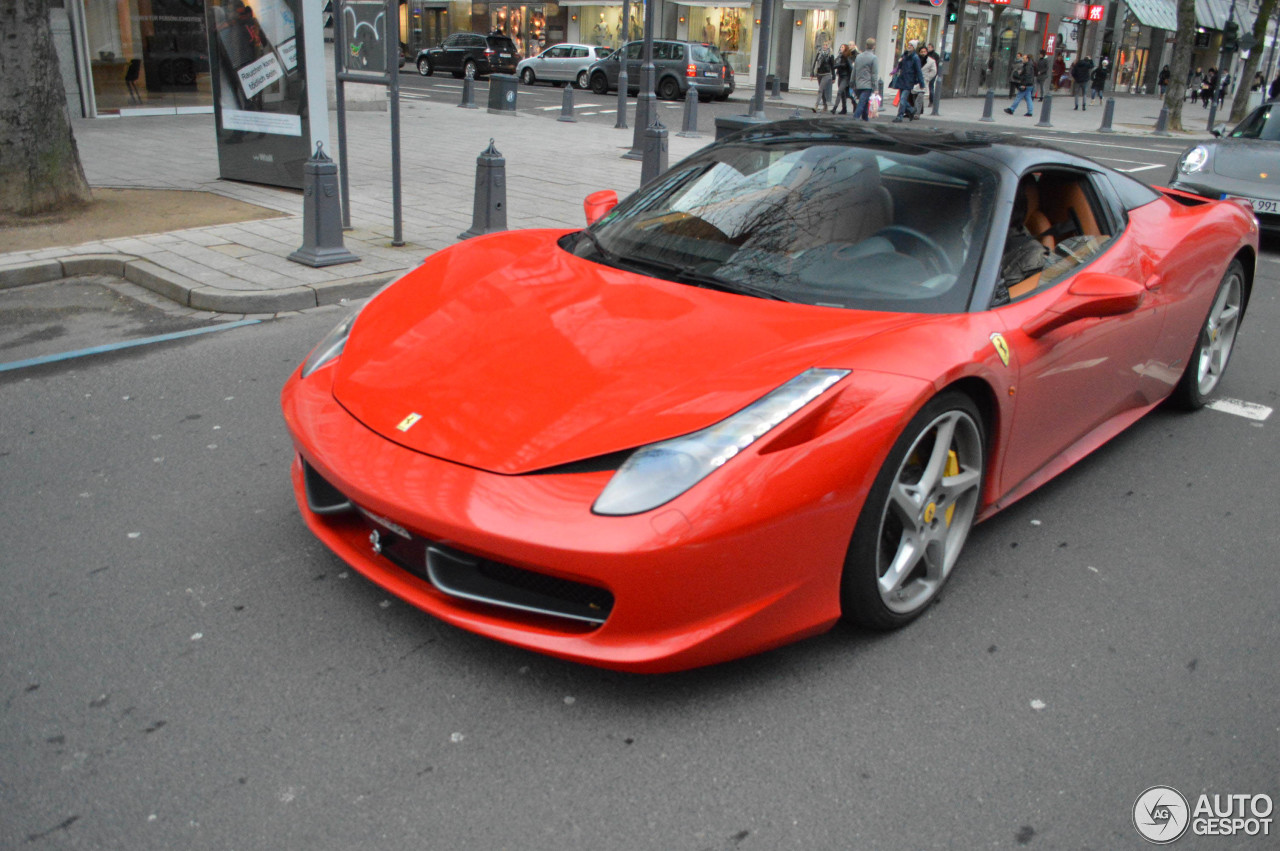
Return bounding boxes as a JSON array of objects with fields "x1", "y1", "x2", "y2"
[
  {"x1": 577, "y1": 229, "x2": 623, "y2": 266},
  {"x1": 614, "y1": 254, "x2": 792, "y2": 302}
]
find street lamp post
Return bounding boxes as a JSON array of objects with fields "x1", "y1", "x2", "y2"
[
  {"x1": 615, "y1": 0, "x2": 630, "y2": 129},
  {"x1": 750, "y1": 0, "x2": 775, "y2": 118},
  {"x1": 625, "y1": 0, "x2": 657, "y2": 158}
]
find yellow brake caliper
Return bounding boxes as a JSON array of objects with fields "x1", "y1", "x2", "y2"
[{"x1": 943, "y1": 450, "x2": 959, "y2": 527}]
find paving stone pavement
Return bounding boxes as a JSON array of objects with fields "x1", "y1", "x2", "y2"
[{"x1": 1, "y1": 88, "x2": 1220, "y2": 313}]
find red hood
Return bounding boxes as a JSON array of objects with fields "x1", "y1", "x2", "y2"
[{"x1": 333, "y1": 230, "x2": 913, "y2": 474}]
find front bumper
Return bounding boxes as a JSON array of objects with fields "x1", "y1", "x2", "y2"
[
  {"x1": 279, "y1": 365, "x2": 905, "y2": 672},
  {"x1": 1168, "y1": 177, "x2": 1280, "y2": 233}
]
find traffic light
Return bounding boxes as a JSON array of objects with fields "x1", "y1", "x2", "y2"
[
  {"x1": 946, "y1": 0, "x2": 957, "y2": 24},
  {"x1": 1222, "y1": 19, "x2": 1240, "y2": 53}
]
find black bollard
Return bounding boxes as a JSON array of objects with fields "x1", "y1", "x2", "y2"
[
  {"x1": 459, "y1": 76, "x2": 477, "y2": 109},
  {"x1": 677, "y1": 84, "x2": 700, "y2": 137},
  {"x1": 1035, "y1": 92, "x2": 1054, "y2": 128},
  {"x1": 640, "y1": 122, "x2": 668, "y2": 187},
  {"x1": 929, "y1": 78, "x2": 941, "y2": 116},
  {"x1": 1205, "y1": 95, "x2": 1219, "y2": 132},
  {"x1": 1154, "y1": 106, "x2": 1171, "y2": 136},
  {"x1": 289, "y1": 143, "x2": 360, "y2": 268},
  {"x1": 458, "y1": 139, "x2": 507, "y2": 240},
  {"x1": 768, "y1": 74, "x2": 782, "y2": 100},
  {"x1": 1098, "y1": 97, "x2": 1116, "y2": 133},
  {"x1": 558, "y1": 84, "x2": 576, "y2": 122},
  {"x1": 980, "y1": 89, "x2": 995, "y2": 122}
]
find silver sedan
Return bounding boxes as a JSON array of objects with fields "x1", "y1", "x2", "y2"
[{"x1": 517, "y1": 44, "x2": 614, "y2": 90}]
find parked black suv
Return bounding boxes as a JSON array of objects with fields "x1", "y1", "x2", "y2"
[
  {"x1": 587, "y1": 40, "x2": 733, "y2": 101},
  {"x1": 416, "y1": 33, "x2": 520, "y2": 79}
]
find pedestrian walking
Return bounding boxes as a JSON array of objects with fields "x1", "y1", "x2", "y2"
[
  {"x1": 917, "y1": 44, "x2": 937, "y2": 113},
  {"x1": 852, "y1": 37, "x2": 878, "y2": 120},
  {"x1": 1034, "y1": 50, "x2": 1049, "y2": 100},
  {"x1": 1003, "y1": 52, "x2": 1035, "y2": 117},
  {"x1": 811, "y1": 46, "x2": 834, "y2": 112},
  {"x1": 1187, "y1": 67, "x2": 1203, "y2": 102},
  {"x1": 1201, "y1": 68, "x2": 1217, "y2": 108},
  {"x1": 833, "y1": 43, "x2": 854, "y2": 114},
  {"x1": 1270, "y1": 72, "x2": 1280, "y2": 102},
  {"x1": 1158, "y1": 65, "x2": 1171, "y2": 97},
  {"x1": 926, "y1": 43, "x2": 941, "y2": 105},
  {"x1": 1089, "y1": 59, "x2": 1109, "y2": 104},
  {"x1": 889, "y1": 40, "x2": 923, "y2": 122},
  {"x1": 1217, "y1": 71, "x2": 1231, "y2": 108},
  {"x1": 1053, "y1": 53, "x2": 1068, "y2": 91},
  {"x1": 1070, "y1": 55, "x2": 1093, "y2": 110}
]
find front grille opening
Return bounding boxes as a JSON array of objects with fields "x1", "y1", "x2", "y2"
[
  {"x1": 304, "y1": 460, "x2": 354, "y2": 514},
  {"x1": 427, "y1": 545, "x2": 614, "y2": 626}
]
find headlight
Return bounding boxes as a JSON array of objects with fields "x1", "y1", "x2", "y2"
[
  {"x1": 1178, "y1": 146, "x2": 1210, "y2": 175},
  {"x1": 592, "y1": 368, "x2": 849, "y2": 516},
  {"x1": 301, "y1": 311, "x2": 357, "y2": 377},
  {"x1": 300, "y1": 278, "x2": 406, "y2": 378}
]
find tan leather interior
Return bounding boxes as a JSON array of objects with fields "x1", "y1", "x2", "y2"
[{"x1": 1022, "y1": 182, "x2": 1055, "y2": 249}]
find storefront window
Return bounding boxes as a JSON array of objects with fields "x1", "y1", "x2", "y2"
[
  {"x1": 895, "y1": 10, "x2": 932, "y2": 55},
  {"x1": 406, "y1": 3, "x2": 471, "y2": 53},
  {"x1": 687, "y1": 7, "x2": 751, "y2": 74},
  {"x1": 801, "y1": 9, "x2": 835, "y2": 80},
  {"x1": 84, "y1": 0, "x2": 211, "y2": 114},
  {"x1": 576, "y1": 4, "x2": 641, "y2": 48}
]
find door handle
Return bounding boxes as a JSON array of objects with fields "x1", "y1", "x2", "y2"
[{"x1": 1144, "y1": 274, "x2": 1162, "y2": 291}]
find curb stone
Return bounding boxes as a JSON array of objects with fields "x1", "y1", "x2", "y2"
[{"x1": 0, "y1": 253, "x2": 403, "y2": 314}]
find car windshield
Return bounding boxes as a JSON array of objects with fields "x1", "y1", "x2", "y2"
[
  {"x1": 572, "y1": 136, "x2": 997, "y2": 313},
  {"x1": 691, "y1": 44, "x2": 724, "y2": 64},
  {"x1": 1229, "y1": 104, "x2": 1279, "y2": 141}
]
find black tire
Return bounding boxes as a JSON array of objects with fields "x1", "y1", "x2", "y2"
[
  {"x1": 463, "y1": 60, "x2": 477, "y2": 80},
  {"x1": 576, "y1": 70, "x2": 591, "y2": 89},
  {"x1": 417, "y1": 57, "x2": 432, "y2": 77},
  {"x1": 841, "y1": 392, "x2": 986, "y2": 630},
  {"x1": 590, "y1": 72, "x2": 609, "y2": 95},
  {"x1": 520, "y1": 68, "x2": 535, "y2": 85},
  {"x1": 1170, "y1": 259, "x2": 1246, "y2": 409},
  {"x1": 657, "y1": 76, "x2": 681, "y2": 100}
]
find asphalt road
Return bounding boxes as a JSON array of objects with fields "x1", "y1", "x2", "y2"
[{"x1": 2, "y1": 150, "x2": 1278, "y2": 849}]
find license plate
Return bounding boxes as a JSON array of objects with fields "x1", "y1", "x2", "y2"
[
  {"x1": 499, "y1": 53, "x2": 510, "y2": 58},
  {"x1": 1225, "y1": 195, "x2": 1278, "y2": 214}
]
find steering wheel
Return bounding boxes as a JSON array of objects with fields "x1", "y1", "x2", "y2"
[{"x1": 873, "y1": 225, "x2": 955, "y2": 276}]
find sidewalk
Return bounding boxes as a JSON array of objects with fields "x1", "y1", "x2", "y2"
[{"x1": 0, "y1": 89, "x2": 1211, "y2": 314}]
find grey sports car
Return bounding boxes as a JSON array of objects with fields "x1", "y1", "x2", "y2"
[{"x1": 1169, "y1": 101, "x2": 1280, "y2": 234}]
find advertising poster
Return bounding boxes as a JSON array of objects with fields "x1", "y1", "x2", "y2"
[{"x1": 206, "y1": 0, "x2": 313, "y2": 188}]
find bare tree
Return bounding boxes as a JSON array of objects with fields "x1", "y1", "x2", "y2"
[
  {"x1": 0, "y1": 0, "x2": 91, "y2": 216},
  {"x1": 1162, "y1": 0, "x2": 1200, "y2": 132},
  {"x1": 1230, "y1": 0, "x2": 1278, "y2": 122}
]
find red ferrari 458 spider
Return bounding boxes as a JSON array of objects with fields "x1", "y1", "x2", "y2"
[{"x1": 282, "y1": 121, "x2": 1258, "y2": 672}]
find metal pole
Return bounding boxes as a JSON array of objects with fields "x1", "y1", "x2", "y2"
[
  {"x1": 334, "y1": 2, "x2": 351, "y2": 230},
  {"x1": 626, "y1": 0, "x2": 656, "y2": 159},
  {"x1": 615, "y1": 0, "x2": 630, "y2": 129},
  {"x1": 751, "y1": 0, "x2": 775, "y2": 118},
  {"x1": 388, "y1": 0, "x2": 402, "y2": 247}
]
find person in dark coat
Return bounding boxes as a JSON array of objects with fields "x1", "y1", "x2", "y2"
[
  {"x1": 811, "y1": 46, "x2": 834, "y2": 112},
  {"x1": 890, "y1": 39, "x2": 923, "y2": 122},
  {"x1": 1003, "y1": 53, "x2": 1036, "y2": 117},
  {"x1": 832, "y1": 42, "x2": 855, "y2": 114},
  {"x1": 1270, "y1": 72, "x2": 1280, "y2": 102},
  {"x1": 1070, "y1": 55, "x2": 1094, "y2": 110},
  {"x1": 1034, "y1": 51, "x2": 1049, "y2": 100},
  {"x1": 1089, "y1": 59, "x2": 1109, "y2": 104}
]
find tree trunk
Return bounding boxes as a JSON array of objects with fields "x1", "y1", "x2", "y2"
[
  {"x1": 1162, "y1": 0, "x2": 1200, "y2": 132},
  {"x1": 1230, "y1": 0, "x2": 1278, "y2": 123},
  {"x1": 0, "y1": 0, "x2": 91, "y2": 217}
]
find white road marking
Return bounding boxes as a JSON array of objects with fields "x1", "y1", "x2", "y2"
[
  {"x1": 1114, "y1": 164, "x2": 1164, "y2": 173},
  {"x1": 1206, "y1": 398, "x2": 1273, "y2": 421},
  {"x1": 1025, "y1": 135, "x2": 1184, "y2": 154},
  {"x1": 535, "y1": 105, "x2": 561, "y2": 110}
]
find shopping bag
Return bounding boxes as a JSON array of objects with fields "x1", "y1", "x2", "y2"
[
  {"x1": 893, "y1": 90, "x2": 901, "y2": 106},
  {"x1": 868, "y1": 92, "x2": 881, "y2": 119}
]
